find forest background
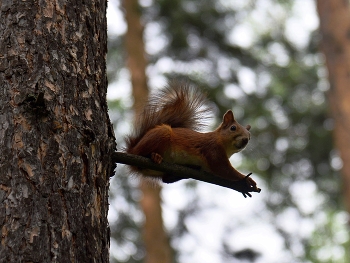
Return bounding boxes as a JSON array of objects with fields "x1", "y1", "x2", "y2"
[{"x1": 106, "y1": 0, "x2": 350, "y2": 262}]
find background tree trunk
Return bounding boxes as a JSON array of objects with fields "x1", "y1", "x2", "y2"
[
  {"x1": 0, "y1": 0, "x2": 116, "y2": 262},
  {"x1": 316, "y1": 0, "x2": 350, "y2": 219},
  {"x1": 123, "y1": 0, "x2": 173, "y2": 262}
]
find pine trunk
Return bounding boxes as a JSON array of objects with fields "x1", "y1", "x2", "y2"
[
  {"x1": 0, "y1": 0, "x2": 116, "y2": 262},
  {"x1": 316, "y1": 1, "x2": 350, "y2": 216},
  {"x1": 123, "y1": 0, "x2": 173, "y2": 262}
]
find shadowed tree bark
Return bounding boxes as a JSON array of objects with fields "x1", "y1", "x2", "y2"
[
  {"x1": 0, "y1": 0, "x2": 116, "y2": 262},
  {"x1": 316, "y1": 0, "x2": 350, "y2": 218},
  {"x1": 123, "y1": 0, "x2": 173, "y2": 262}
]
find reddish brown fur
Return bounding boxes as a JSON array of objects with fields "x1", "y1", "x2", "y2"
[
  {"x1": 126, "y1": 81, "x2": 257, "y2": 189},
  {"x1": 129, "y1": 125, "x2": 172, "y2": 158}
]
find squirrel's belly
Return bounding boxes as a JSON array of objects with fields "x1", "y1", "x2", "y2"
[{"x1": 163, "y1": 148, "x2": 208, "y2": 171}]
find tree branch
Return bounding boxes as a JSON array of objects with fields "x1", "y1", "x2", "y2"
[{"x1": 112, "y1": 152, "x2": 261, "y2": 197}]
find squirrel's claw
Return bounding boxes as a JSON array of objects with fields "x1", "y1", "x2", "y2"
[
  {"x1": 242, "y1": 192, "x2": 252, "y2": 198},
  {"x1": 239, "y1": 173, "x2": 261, "y2": 198}
]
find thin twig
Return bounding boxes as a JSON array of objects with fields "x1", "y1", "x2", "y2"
[{"x1": 112, "y1": 152, "x2": 261, "y2": 197}]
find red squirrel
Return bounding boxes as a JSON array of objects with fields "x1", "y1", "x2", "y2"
[{"x1": 126, "y1": 81, "x2": 260, "y2": 195}]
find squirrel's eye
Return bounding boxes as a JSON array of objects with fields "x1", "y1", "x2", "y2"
[{"x1": 230, "y1": 125, "x2": 237, "y2": 131}]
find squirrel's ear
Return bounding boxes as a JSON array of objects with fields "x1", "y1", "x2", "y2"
[{"x1": 222, "y1": 110, "x2": 235, "y2": 127}]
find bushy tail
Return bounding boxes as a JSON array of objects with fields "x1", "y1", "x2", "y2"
[{"x1": 126, "y1": 80, "x2": 213, "y2": 151}]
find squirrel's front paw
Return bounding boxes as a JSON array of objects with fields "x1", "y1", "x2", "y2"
[{"x1": 239, "y1": 173, "x2": 261, "y2": 198}]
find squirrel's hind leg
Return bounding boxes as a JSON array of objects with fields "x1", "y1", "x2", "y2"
[
  {"x1": 151, "y1": 152, "x2": 186, "y2": 183},
  {"x1": 151, "y1": 152, "x2": 163, "y2": 164},
  {"x1": 130, "y1": 125, "x2": 172, "y2": 158}
]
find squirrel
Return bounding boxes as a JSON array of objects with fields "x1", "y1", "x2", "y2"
[{"x1": 126, "y1": 81, "x2": 260, "y2": 196}]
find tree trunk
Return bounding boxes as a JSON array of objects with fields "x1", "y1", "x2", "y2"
[
  {"x1": 123, "y1": 0, "x2": 173, "y2": 262},
  {"x1": 316, "y1": 1, "x2": 350, "y2": 217},
  {"x1": 0, "y1": 1, "x2": 116, "y2": 262}
]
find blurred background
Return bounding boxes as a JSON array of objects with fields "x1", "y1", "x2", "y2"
[{"x1": 106, "y1": 0, "x2": 350, "y2": 262}]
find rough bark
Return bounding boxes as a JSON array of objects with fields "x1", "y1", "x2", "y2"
[
  {"x1": 123, "y1": 0, "x2": 173, "y2": 262},
  {"x1": 316, "y1": 0, "x2": 350, "y2": 216},
  {"x1": 0, "y1": 0, "x2": 116, "y2": 262}
]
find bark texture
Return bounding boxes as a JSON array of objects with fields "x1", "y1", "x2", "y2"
[
  {"x1": 123, "y1": 0, "x2": 173, "y2": 262},
  {"x1": 316, "y1": 0, "x2": 350, "y2": 215},
  {"x1": 0, "y1": 0, "x2": 116, "y2": 262}
]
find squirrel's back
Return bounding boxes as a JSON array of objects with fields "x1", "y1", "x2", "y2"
[{"x1": 126, "y1": 81, "x2": 212, "y2": 152}]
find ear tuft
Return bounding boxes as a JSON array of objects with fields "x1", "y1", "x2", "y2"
[{"x1": 222, "y1": 110, "x2": 235, "y2": 128}]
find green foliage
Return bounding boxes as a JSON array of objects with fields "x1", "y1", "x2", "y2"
[{"x1": 305, "y1": 210, "x2": 350, "y2": 263}]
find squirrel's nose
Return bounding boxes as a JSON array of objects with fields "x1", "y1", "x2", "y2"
[{"x1": 242, "y1": 138, "x2": 249, "y2": 146}]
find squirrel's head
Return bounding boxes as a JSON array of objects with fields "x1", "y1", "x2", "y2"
[{"x1": 217, "y1": 110, "x2": 251, "y2": 157}]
